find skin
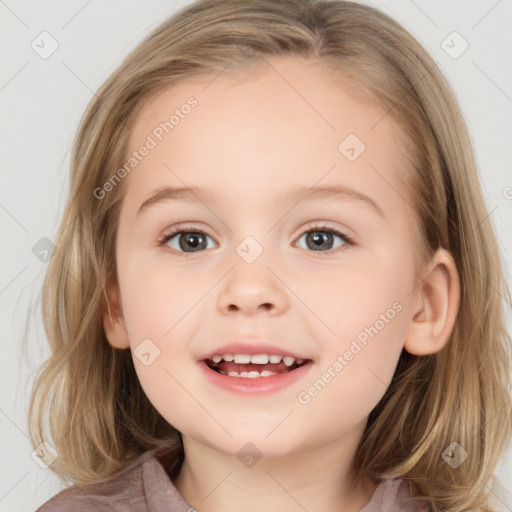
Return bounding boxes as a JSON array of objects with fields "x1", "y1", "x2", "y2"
[{"x1": 104, "y1": 56, "x2": 460, "y2": 512}]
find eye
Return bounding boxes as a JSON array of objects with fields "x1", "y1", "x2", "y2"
[
  {"x1": 158, "y1": 227, "x2": 217, "y2": 255},
  {"x1": 294, "y1": 224, "x2": 353, "y2": 253},
  {"x1": 158, "y1": 223, "x2": 353, "y2": 256}
]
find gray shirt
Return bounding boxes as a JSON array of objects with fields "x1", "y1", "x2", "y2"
[{"x1": 36, "y1": 450, "x2": 430, "y2": 511}]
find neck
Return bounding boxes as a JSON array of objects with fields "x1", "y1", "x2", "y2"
[{"x1": 173, "y1": 423, "x2": 378, "y2": 512}]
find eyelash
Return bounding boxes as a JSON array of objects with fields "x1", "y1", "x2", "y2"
[{"x1": 157, "y1": 222, "x2": 354, "y2": 257}]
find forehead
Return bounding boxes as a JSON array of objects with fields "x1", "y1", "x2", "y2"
[{"x1": 123, "y1": 56, "x2": 410, "y2": 216}]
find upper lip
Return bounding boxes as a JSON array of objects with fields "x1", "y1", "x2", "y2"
[{"x1": 199, "y1": 342, "x2": 310, "y2": 361}]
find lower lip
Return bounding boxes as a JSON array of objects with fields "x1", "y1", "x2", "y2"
[{"x1": 198, "y1": 361, "x2": 313, "y2": 395}]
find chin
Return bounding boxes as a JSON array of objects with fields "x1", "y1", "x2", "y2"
[{"x1": 181, "y1": 419, "x2": 311, "y2": 461}]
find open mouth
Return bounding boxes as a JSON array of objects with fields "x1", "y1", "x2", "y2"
[{"x1": 204, "y1": 353, "x2": 310, "y2": 378}]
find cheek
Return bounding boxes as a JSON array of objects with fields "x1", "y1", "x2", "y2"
[
  {"x1": 119, "y1": 254, "x2": 207, "y2": 340},
  {"x1": 130, "y1": 356, "x2": 201, "y2": 439},
  {"x1": 295, "y1": 303, "x2": 407, "y2": 435},
  {"x1": 294, "y1": 248, "x2": 413, "y2": 409},
  {"x1": 119, "y1": 265, "x2": 201, "y2": 428},
  {"x1": 294, "y1": 247, "x2": 413, "y2": 344}
]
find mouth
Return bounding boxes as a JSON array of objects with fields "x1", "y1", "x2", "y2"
[
  {"x1": 203, "y1": 353, "x2": 310, "y2": 378},
  {"x1": 198, "y1": 343, "x2": 313, "y2": 394}
]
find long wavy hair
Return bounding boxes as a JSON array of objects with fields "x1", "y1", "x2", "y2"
[{"x1": 28, "y1": 0, "x2": 512, "y2": 509}]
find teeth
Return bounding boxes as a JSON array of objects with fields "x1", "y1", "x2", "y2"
[
  {"x1": 220, "y1": 370, "x2": 278, "y2": 378},
  {"x1": 233, "y1": 354, "x2": 251, "y2": 364},
  {"x1": 210, "y1": 353, "x2": 303, "y2": 366},
  {"x1": 250, "y1": 354, "x2": 269, "y2": 364}
]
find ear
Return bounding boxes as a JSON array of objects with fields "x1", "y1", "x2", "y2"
[
  {"x1": 404, "y1": 248, "x2": 460, "y2": 355},
  {"x1": 102, "y1": 274, "x2": 130, "y2": 349}
]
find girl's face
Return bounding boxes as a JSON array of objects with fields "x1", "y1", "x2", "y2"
[{"x1": 108, "y1": 57, "x2": 421, "y2": 458}]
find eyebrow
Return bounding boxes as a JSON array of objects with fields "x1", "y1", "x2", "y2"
[
  {"x1": 137, "y1": 184, "x2": 384, "y2": 218},
  {"x1": 287, "y1": 185, "x2": 384, "y2": 218}
]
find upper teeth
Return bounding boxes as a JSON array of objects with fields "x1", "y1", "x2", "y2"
[{"x1": 211, "y1": 354, "x2": 303, "y2": 366}]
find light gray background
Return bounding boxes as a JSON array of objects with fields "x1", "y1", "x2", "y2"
[{"x1": 1, "y1": 1, "x2": 511, "y2": 510}]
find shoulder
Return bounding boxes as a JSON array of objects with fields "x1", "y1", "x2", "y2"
[
  {"x1": 394, "y1": 479, "x2": 431, "y2": 511},
  {"x1": 35, "y1": 451, "x2": 155, "y2": 512},
  {"x1": 362, "y1": 477, "x2": 431, "y2": 512}
]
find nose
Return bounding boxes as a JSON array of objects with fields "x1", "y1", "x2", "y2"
[{"x1": 216, "y1": 254, "x2": 289, "y2": 316}]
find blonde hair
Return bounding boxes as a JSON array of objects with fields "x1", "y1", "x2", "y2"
[{"x1": 28, "y1": 0, "x2": 512, "y2": 509}]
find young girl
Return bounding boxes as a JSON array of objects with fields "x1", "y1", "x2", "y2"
[{"x1": 29, "y1": 0, "x2": 512, "y2": 510}]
